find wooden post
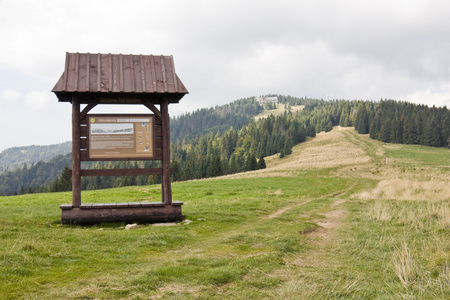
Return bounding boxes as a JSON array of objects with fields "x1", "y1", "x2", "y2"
[
  {"x1": 71, "y1": 97, "x2": 81, "y2": 208},
  {"x1": 160, "y1": 98, "x2": 172, "y2": 205}
]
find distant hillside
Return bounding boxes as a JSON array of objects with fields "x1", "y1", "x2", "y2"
[
  {"x1": 0, "y1": 142, "x2": 71, "y2": 173},
  {"x1": 170, "y1": 97, "x2": 263, "y2": 143},
  {"x1": 0, "y1": 153, "x2": 71, "y2": 195}
]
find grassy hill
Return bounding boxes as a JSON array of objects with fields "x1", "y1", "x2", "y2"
[{"x1": 0, "y1": 127, "x2": 448, "y2": 299}]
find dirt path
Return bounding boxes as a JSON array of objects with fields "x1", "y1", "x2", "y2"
[
  {"x1": 267, "y1": 199, "x2": 313, "y2": 219},
  {"x1": 315, "y1": 199, "x2": 346, "y2": 231}
]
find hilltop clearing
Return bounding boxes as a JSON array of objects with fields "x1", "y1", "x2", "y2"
[
  {"x1": 254, "y1": 104, "x2": 304, "y2": 120},
  {"x1": 0, "y1": 126, "x2": 448, "y2": 299}
]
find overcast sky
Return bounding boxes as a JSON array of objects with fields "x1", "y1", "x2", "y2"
[{"x1": 1, "y1": 0, "x2": 450, "y2": 151}]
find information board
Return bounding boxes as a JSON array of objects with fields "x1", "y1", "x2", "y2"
[{"x1": 88, "y1": 114, "x2": 154, "y2": 159}]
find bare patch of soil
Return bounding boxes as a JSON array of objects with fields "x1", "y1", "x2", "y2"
[
  {"x1": 303, "y1": 199, "x2": 347, "y2": 245},
  {"x1": 316, "y1": 208, "x2": 346, "y2": 229},
  {"x1": 267, "y1": 199, "x2": 313, "y2": 219}
]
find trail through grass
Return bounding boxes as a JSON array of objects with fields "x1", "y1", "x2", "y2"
[{"x1": 0, "y1": 127, "x2": 448, "y2": 299}]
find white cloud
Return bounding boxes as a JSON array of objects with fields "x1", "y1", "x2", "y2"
[
  {"x1": 0, "y1": 89, "x2": 21, "y2": 102},
  {"x1": 25, "y1": 91, "x2": 53, "y2": 110},
  {"x1": 403, "y1": 85, "x2": 450, "y2": 107}
]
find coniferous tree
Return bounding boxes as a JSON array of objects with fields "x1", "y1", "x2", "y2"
[
  {"x1": 257, "y1": 155, "x2": 266, "y2": 169},
  {"x1": 378, "y1": 120, "x2": 391, "y2": 143},
  {"x1": 402, "y1": 115, "x2": 413, "y2": 144},
  {"x1": 207, "y1": 155, "x2": 223, "y2": 177},
  {"x1": 282, "y1": 135, "x2": 293, "y2": 157},
  {"x1": 49, "y1": 166, "x2": 72, "y2": 192},
  {"x1": 354, "y1": 104, "x2": 369, "y2": 134},
  {"x1": 246, "y1": 154, "x2": 258, "y2": 171}
]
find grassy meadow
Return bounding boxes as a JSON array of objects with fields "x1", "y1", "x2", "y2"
[{"x1": 0, "y1": 127, "x2": 448, "y2": 299}]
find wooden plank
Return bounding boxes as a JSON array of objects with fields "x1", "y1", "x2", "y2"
[
  {"x1": 63, "y1": 52, "x2": 69, "y2": 90},
  {"x1": 92, "y1": 203, "x2": 107, "y2": 209},
  {"x1": 77, "y1": 53, "x2": 86, "y2": 91},
  {"x1": 155, "y1": 136, "x2": 162, "y2": 148},
  {"x1": 140, "y1": 54, "x2": 146, "y2": 92},
  {"x1": 60, "y1": 204, "x2": 73, "y2": 210},
  {"x1": 119, "y1": 54, "x2": 124, "y2": 92},
  {"x1": 80, "y1": 149, "x2": 162, "y2": 161},
  {"x1": 154, "y1": 56, "x2": 164, "y2": 93},
  {"x1": 80, "y1": 126, "x2": 88, "y2": 137},
  {"x1": 80, "y1": 138, "x2": 87, "y2": 149},
  {"x1": 68, "y1": 168, "x2": 168, "y2": 177},
  {"x1": 97, "y1": 54, "x2": 101, "y2": 92},
  {"x1": 76, "y1": 168, "x2": 165, "y2": 177},
  {"x1": 74, "y1": 52, "x2": 80, "y2": 92},
  {"x1": 85, "y1": 53, "x2": 90, "y2": 91},
  {"x1": 122, "y1": 54, "x2": 130, "y2": 92},
  {"x1": 161, "y1": 55, "x2": 168, "y2": 91},
  {"x1": 100, "y1": 54, "x2": 110, "y2": 92},
  {"x1": 150, "y1": 55, "x2": 157, "y2": 92},
  {"x1": 169, "y1": 55, "x2": 179, "y2": 92},
  {"x1": 155, "y1": 125, "x2": 162, "y2": 136},
  {"x1": 109, "y1": 54, "x2": 114, "y2": 92},
  {"x1": 129, "y1": 54, "x2": 135, "y2": 92}
]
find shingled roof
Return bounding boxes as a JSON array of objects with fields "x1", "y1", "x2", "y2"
[{"x1": 52, "y1": 52, "x2": 188, "y2": 103}]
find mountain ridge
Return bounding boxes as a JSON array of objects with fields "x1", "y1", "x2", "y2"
[{"x1": 0, "y1": 141, "x2": 71, "y2": 173}]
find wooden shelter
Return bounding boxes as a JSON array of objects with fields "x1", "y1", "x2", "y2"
[{"x1": 52, "y1": 52, "x2": 188, "y2": 224}]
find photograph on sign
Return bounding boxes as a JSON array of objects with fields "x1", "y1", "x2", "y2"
[
  {"x1": 88, "y1": 114, "x2": 155, "y2": 159},
  {"x1": 91, "y1": 123, "x2": 134, "y2": 135}
]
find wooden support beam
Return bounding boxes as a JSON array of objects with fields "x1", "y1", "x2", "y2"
[
  {"x1": 142, "y1": 101, "x2": 162, "y2": 121},
  {"x1": 80, "y1": 101, "x2": 99, "y2": 121},
  {"x1": 72, "y1": 97, "x2": 81, "y2": 208},
  {"x1": 160, "y1": 98, "x2": 172, "y2": 205}
]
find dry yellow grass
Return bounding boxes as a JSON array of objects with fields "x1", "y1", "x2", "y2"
[
  {"x1": 225, "y1": 126, "x2": 376, "y2": 180},
  {"x1": 357, "y1": 179, "x2": 450, "y2": 201}
]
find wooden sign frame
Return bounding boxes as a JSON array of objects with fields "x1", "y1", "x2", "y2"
[{"x1": 53, "y1": 53, "x2": 188, "y2": 224}]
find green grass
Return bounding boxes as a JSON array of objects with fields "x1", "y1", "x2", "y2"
[
  {"x1": 385, "y1": 143, "x2": 450, "y2": 171},
  {"x1": 0, "y1": 128, "x2": 448, "y2": 299}
]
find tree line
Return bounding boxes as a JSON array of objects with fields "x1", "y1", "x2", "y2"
[
  {"x1": 318, "y1": 99, "x2": 449, "y2": 147},
  {"x1": 170, "y1": 111, "x2": 316, "y2": 181},
  {"x1": 170, "y1": 97, "x2": 263, "y2": 143}
]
